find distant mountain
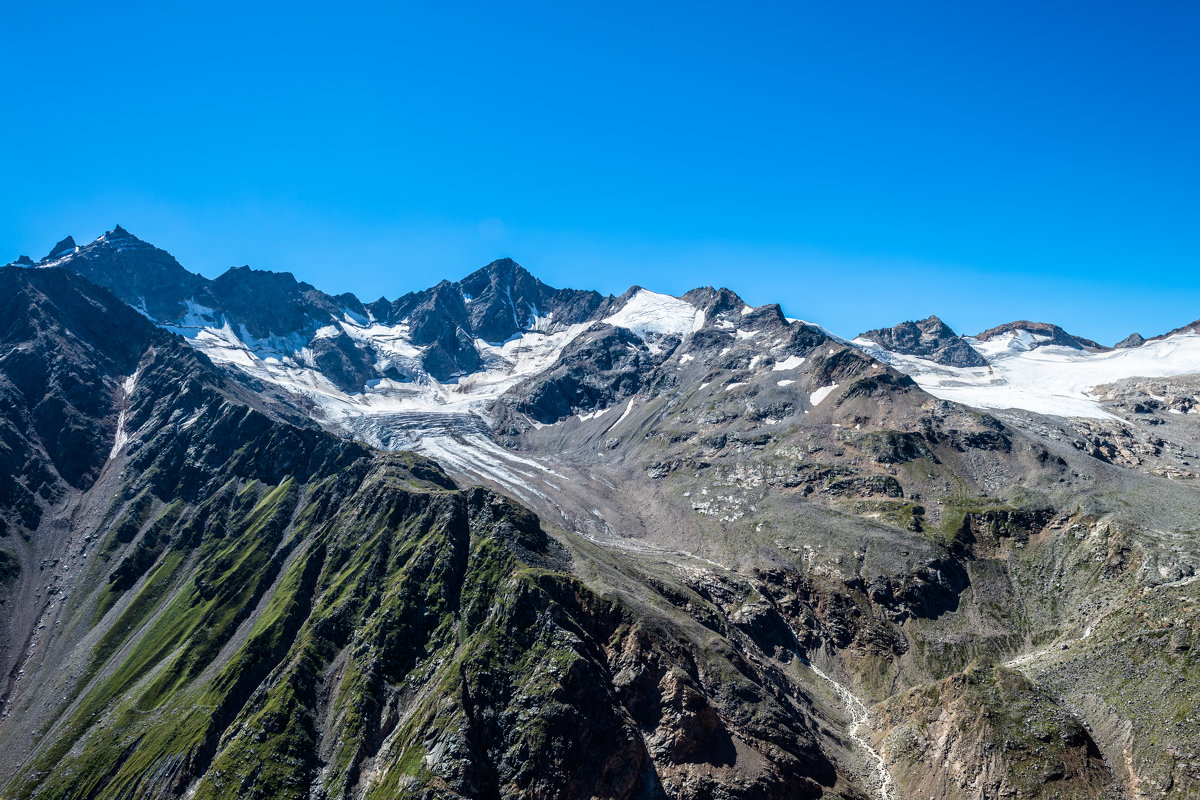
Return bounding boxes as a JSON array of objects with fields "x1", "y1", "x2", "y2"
[
  {"x1": 857, "y1": 315, "x2": 987, "y2": 367},
  {"x1": 17, "y1": 229, "x2": 618, "y2": 383},
  {"x1": 973, "y1": 320, "x2": 1109, "y2": 351},
  {"x1": 1114, "y1": 332, "x2": 1146, "y2": 348}
]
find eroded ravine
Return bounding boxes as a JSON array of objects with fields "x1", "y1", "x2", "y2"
[{"x1": 806, "y1": 660, "x2": 896, "y2": 800}]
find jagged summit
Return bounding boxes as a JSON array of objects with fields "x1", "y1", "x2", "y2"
[
  {"x1": 463, "y1": 256, "x2": 524, "y2": 281},
  {"x1": 43, "y1": 235, "x2": 76, "y2": 261},
  {"x1": 681, "y1": 285, "x2": 749, "y2": 318},
  {"x1": 32, "y1": 227, "x2": 205, "y2": 322},
  {"x1": 458, "y1": 257, "x2": 552, "y2": 343},
  {"x1": 20, "y1": 226, "x2": 1200, "y2": 422},
  {"x1": 858, "y1": 314, "x2": 987, "y2": 367}
]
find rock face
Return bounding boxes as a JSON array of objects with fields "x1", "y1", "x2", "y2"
[
  {"x1": 0, "y1": 268, "x2": 157, "y2": 501},
  {"x1": 874, "y1": 667, "x2": 1115, "y2": 800},
  {"x1": 858, "y1": 315, "x2": 987, "y2": 366},
  {"x1": 505, "y1": 324, "x2": 671, "y2": 424},
  {"x1": 380, "y1": 258, "x2": 613, "y2": 378},
  {"x1": 974, "y1": 320, "x2": 1109, "y2": 350},
  {"x1": 37, "y1": 226, "x2": 209, "y2": 321}
]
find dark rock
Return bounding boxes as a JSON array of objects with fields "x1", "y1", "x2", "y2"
[
  {"x1": 458, "y1": 257, "x2": 608, "y2": 344},
  {"x1": 307, "y1": 329, "x2": 376, "y2": 393},
  {"x1": 1115, "y1": 332, "x2": 1146, "y2": 348},
  {"x1": 681, "y1": 285, "x2": 750, "y2": 320},
  {"x1": 36, "y1": 227, "x2": 208, "y2": 321},
  {"x1": 43, "y1": 235, "x2": 77, "y2": 261},
  {"x1": 211, "y1": 266, "x2": 365, "y2": 341},
  {"x1": 506, "y1": 324, "x2": 667, "y2": 424},
  {"x1": 858, "y1": 315, "x2": 987, "y2": 367}
]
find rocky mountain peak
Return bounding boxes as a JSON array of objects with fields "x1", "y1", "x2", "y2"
[
  {"x1": 43, "y1": 235, "x2": 77, "y2": 261},
  {"x1": 681, "y1": 286, "x2": 748, "y2": 319},
  {"x1": 457, "y1": 258, "x2": 545, "y2": 343},
  {"x1": 32, "y1": 229, "x2": 206, "y2": 322},
  {"x1": 974, "y1": 320, "x2": 1108, "y2": 351},
  {"x1": 464, "y1": 256, "x2": 525, "y2": 284},
  {"x1": 1115, "y1": 332, "x2": 1146, "y2": 349},
  {"x1": 858, "y1": 315, "x2": 987, "y2": 367}
]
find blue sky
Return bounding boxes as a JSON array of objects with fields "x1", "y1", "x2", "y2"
[{"x1": 2, "y1": 2, "x2": 1197, "y2": 343}]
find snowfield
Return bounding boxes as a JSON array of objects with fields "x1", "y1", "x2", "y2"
[
  {"x1": 855, "y1": 329, "x2": 1200, "y2": 419},
  {"x1": 162, "y1": 281, "x2": 1200, "y2": 429},
  {"x1": 809, "y1": 384, "x2": 839, "y2": 406},
  {"x1": 161, "y1": 289, "x2": 709, "y2": 448},
  {"x1": 602, "y1": 289, "x2": 705, "y2": 339}
]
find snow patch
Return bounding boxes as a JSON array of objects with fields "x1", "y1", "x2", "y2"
[
  {"x1": 772, "y1": 355, "x2": 806, "y2": 371},
  {"x1": 108, "y1": 368, "x2": 142, "y2": 459},
  {"x1": 809, "y1": 384, "x2": 839, "y2": 406},
  {"x1": 612, "y1": 397, "x2": 637, "y2": 428}
]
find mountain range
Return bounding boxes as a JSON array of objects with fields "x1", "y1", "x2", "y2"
[{"x1": 3, "y1": 227, "x2": 1200, "y2": 799}]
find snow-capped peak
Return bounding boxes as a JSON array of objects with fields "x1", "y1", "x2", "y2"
[{"x1": 602, "y1": 289, "x2": 705, "y2": 340}]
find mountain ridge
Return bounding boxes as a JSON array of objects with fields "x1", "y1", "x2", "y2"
[{"x1": 2, "y1": 228, "x2": 1200, "y2": 798}]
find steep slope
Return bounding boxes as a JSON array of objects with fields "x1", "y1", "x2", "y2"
[
  {"x1": 0, "y1": 268, "x2": 883, "y2": 800},
  {"x1": 483, "y1": 285, "x2": 1200, "y2": 799}
]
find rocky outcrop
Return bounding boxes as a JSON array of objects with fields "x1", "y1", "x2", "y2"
[
  {"x1": 1115, "y1": 332, "x2": 1146, "y2": 348},
  {"x1": 974, "y1": 320, "x2": 1108, "y2": 351},
  {"x1": 503, "y1": 324, "x2": 672, "y2": 423},
  {"x1": 43, "y1": 236, "x2": 76, "y2": 260},
  {"x1": 859, "y1": 315, "x2": 987, "y2": 367},
  {"x1": 874, "y1": 667, "x2": 1115, "y2": 799}
]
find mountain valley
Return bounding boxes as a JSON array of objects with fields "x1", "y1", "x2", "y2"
[{"x1": 2, "y1": 228, "x2": 1200, "y2": 799}]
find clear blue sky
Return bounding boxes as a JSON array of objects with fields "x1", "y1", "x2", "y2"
[{"x1": 3, "y1": 1, "x2": 1197, "y2": 343}]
